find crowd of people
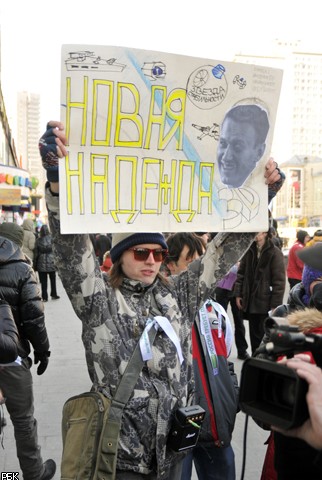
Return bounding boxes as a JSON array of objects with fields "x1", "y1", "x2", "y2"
[{"x1": 1, "y1": 117, "x2": 322, "y2": 480}]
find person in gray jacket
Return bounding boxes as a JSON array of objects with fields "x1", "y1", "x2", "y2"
[
  {"x1": 22, "y1": 218, "x2": 36, "y2": 261},
  {"x1": 39, "y1": 120, "x2": 284, "y2": 479}
]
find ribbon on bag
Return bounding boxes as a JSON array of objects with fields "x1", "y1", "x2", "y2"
[
  {"x1": 199, "y1": 304, "x2": 219, "y2": 375},
  {"x1": 199, "y1": 299, "x2": 234, "y2": 376},
  {"x1": 209, "y1": 300, "x2": 234, "y2": 355}
]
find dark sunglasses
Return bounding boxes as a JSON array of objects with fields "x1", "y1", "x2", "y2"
[{"x1": 128, "y1": 248, "x2": 168, "y2": 262}]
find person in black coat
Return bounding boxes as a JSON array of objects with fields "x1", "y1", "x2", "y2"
[
  {"x1": 34, "y1": 224, "x2": 60, "y2": 302},
  {"x1": 0, "y1": 222, "x2": 56, "y2": 479},
  {"x1": 234, "y1": 228, "x2": 286, "y2": 353},
  {"x1": 0, "y1": 298, "x2": 19, "y2": 364},
  {"x1": 95, "y1": 233, "x2": 112, "y2": 265}
]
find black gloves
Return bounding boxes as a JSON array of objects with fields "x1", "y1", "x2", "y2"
[{"x1": 34, "y1": 351, "x2": 51, "y2": 375}]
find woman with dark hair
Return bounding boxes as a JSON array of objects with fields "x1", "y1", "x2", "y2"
[{"x1": 34, "y1": 225, "x2": 60, "y2": 302}]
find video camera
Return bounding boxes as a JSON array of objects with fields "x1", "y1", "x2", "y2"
[{"x1": 239, "y1": 316, "x2": 322, "y2": 430}]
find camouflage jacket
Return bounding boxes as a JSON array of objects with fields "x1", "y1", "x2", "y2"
[{"x1": 46, "y1": 186, "x2": 255, "y2": 478}]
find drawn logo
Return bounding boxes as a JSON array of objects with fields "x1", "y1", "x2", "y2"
[{"x1": 187, "y1": 64, "x2": 228, "y2": 109}]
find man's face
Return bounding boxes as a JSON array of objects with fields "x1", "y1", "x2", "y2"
[
  {"x1": 121, "y1": 243, "x2": 162, "y2": 285},
  {"x1": 167, "y1": 245, "x2": 204, "y2": 275},
  {"x1": 217, "y1": 118, "x2": 265, "y2": 188}
]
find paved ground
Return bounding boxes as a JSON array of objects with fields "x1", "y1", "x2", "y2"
[{"x1": 0, "y1": 276, "x2": 276, "y2": 479}]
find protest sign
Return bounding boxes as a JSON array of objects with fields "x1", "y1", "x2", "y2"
[{"x1": 60, "y1": 45, "x2": 283, "y2": 233}]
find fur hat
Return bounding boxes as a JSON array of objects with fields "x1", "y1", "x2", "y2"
[
  {"x1": 297, "y1": 243, "x2": 322, "y2": 270},
  {"x1": 110, "y1": 232, "x2": 167, "y2": 263},
  {"x1": 288, "y1": 307, "x2": 322, "y2": 333},
  {"x1": 0, "y1": 222, "x2": 24, "y2": 247}
]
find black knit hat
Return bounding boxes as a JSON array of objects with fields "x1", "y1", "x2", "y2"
[
  {"x1": 0, "y1": 222, "x2": 24, "y2": 247},
  {"x1": 110, "y1": 232, "x2": 167, "y2": 263},
  {"x1": 296, "y1": 230, "x2": 309, "y2": 245}
]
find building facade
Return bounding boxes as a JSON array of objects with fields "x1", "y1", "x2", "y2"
[
  {"x1": 16, "y1": 91, "x2": 45, "y2": 216},
  {"x1": 235, "y1": 40, "x2": 322, "y2": 158},
  {"x1": 274, "y1": 155, "x2": 322, "y2": 229},
  {"x1": 0, "y1": 86, "x2": 35, "y2": 222}
]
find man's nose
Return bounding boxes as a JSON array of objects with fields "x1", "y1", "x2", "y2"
[
  {"x1": 223, "y1": 145, "x2": 234, "y2": 160},
  {"x1": 145, "y1": 251, "x2": 155, "y2": 264},
  {"x1": 222, "y1": 145, "x2": 233, "y2": 160}
]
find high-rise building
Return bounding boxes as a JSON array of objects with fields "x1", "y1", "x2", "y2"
[
  {"x1": 16, "y1": 91, "x2": 45, "y2": 214},
  {"x1": 17, "y1": 92, "x2": 40, "y2": 171},
  {"x1": 234, "y1": 39, "x2": 322, "y2": 161},
  {"x1": 234, "y1": 40, "x2": 322, "y2": 231},
  {"x1": 0, "y1": 85, "x2": 34, "y2": 221}
]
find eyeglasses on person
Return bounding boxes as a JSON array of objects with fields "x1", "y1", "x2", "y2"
[{"x1": 128, "y1": 248, "x2": 168, "y2": 262}]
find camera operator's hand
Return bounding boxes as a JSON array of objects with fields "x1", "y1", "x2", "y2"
[
  {"x1": 39, "y1": 121, "x2": 67, "y2": 191},
  {"x1": 273, "y1": 357, "x2": 322, "y2": 450}
]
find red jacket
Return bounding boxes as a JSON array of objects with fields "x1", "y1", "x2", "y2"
[{"x1": 286, "y1": 241, "x2": 305, "y2": 280}]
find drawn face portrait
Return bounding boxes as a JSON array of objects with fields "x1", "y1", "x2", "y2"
[{"x1": 217, "y1": 105, "x2": 269, "y2": 188}]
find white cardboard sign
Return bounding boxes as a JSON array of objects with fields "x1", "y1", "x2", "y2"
[{"x1": 60, "y1": 45, "x2": 283, "y2": 233}]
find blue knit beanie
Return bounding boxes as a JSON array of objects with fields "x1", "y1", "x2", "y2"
[
  {"x1": 110, "y1": 232, "x2": 167, "y2": 263},
  {"x1": 302, "y1": 264, "x2": 322, "y2": 305}
]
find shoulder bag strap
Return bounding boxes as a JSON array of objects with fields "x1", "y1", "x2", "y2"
[{"x1": 95, "y1": 323, "x2": 158, "y2": 478}]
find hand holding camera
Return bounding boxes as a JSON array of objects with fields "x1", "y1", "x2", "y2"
[
  {"x1": 239, "y1": 317, "x2": 322, "y2": 430},
  {"x1": 272, "y1": 357, "x2": 322, "y2": 450}
]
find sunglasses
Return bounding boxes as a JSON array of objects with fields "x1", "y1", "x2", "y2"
[{"x1": 128, "y1": 248, "x2": 168, "y2": 262}]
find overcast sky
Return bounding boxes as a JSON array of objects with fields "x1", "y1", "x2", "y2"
[{"x1": 1, "y1": 0, "x2": 321, "y2": 131}]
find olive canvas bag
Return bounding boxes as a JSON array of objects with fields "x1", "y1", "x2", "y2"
[{"x1": 61, "y1": 326, "x2": 158, "y2": 480}]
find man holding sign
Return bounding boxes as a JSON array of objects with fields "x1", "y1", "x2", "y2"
[{"x1": 39, "y1": 118, "x2": 283, "y2": 479}]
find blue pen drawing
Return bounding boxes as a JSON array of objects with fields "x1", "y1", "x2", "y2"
[
  {"x1": 233, "y1": 75, "x2": 247, "y2": 89},
  {"x1": 141, "y1": 62, "x2": 166, "y2": 80}
]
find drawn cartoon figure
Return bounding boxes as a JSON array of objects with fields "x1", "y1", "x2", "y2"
[
  {"x1": 233, "y1": 75, "x2": 247, "y2": 89},
  {"x1": 65, "y1": 51, "x2": 126, "y2": 72},
  {"x1": 217, "y1": 104, "x2": 269, "y2": 188},
  {"x1": 141, "y1": 62, "x2": 166, "y2": 80},
  {"x1": 192, "y1": 123, "x2": 220, "y2": 140},
  {"x1": 187, "y1": 64, "x2": 228, "y2": 110},
  {"x1": 193, "y1": 69, "x2": 209, "y2": 87}
]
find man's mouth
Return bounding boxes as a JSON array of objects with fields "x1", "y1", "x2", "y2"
[
  {"x1": 141, "y1": 270, "x2": 155, "y2": 276},
  {"x1": 221, "y1": 161, "x2": 235, "y2": 171}
]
